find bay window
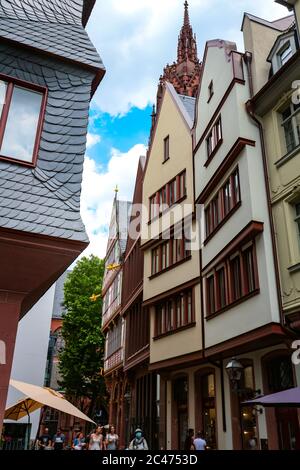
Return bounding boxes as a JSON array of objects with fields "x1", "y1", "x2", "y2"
[
  {"x1": 205, "y1": 167, "x2": 241, "y2": 239},
  {"x1": 155, "y1": 289, "x2": 194, "y2": 337},
  {"x1": 150, "y1": 227, "x2": 191, "y2": 276},
  {"x1": 0, "y1": 77, "x2": 47, "y2": 165},
  {"x1": 205, "y1": 241, "x2": 259, "y2": 317},
  {"x1": 148, "y1": 170, "x2": 187, "y2": 221}
]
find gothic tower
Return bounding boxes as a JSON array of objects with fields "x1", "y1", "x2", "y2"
[
  {"x1": 158, "y1": 1, "x2": 201, "y2": 104},
  {"x1": 149, "y1": 2, "x2": 201, "y2": 145}
]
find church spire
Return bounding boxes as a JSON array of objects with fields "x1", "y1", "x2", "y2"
[
  {"x1": 184, "y1": 1, "x2": 190, "y2": 27},
  {"x1": 157, "y1": 1, "x2": 201, "y2": 100},
  {"x1": 177, "y1": 0, "x2": 198, "y2": 64}
]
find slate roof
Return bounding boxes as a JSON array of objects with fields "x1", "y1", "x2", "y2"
[
  {"x1": 242, "y1": 12, "x2": 295, "y2": 32},
  {"x1": 0, "y1": 0, "x2": 83, "y2": 24},
  {"x1": 178, "y1": 94, "x2": 196, "y2": 123},
  {"x1": 0, "y1": 0, "x2": 104, "y2": 70},
  {"x1": 117, "y1": 200, "x2": 132, "y2": 256}
]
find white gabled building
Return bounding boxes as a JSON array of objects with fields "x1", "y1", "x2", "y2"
[{"x1": 193, "y1": 39, "x2": 295, "y2": 450}]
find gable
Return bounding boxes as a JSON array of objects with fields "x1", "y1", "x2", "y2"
[
  {"x1": 143, "y1": 86, "x2": 192, "y2": 201},
  {"x1": 195, "y1": 41, "x2": 238, "y2": 143}
]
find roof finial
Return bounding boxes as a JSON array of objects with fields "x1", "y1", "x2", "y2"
[
  {"x1": 114, "y1": 185, "x2": 119, "y2": 195},
  {"x1": 184, "y1": 1, "x2": 190, "y2": 27}
]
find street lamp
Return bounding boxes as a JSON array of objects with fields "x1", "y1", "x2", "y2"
[
  {"x1": 225, "y1": 358, "x2": 244, "y2": 391},
  {"x1": 225, "y1": 358, "x2": 262, "y2": 399}
]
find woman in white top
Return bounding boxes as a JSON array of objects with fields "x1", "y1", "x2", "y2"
[
  {"x1": 89, "y1": 426, "x2": 105, "y2": 450},
  {"x1": 105, "y1": 425, "x2": 119, "y2": 450}
]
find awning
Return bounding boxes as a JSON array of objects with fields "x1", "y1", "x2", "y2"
[
  {"x1": 6, "y1": 379, "x2": 95, "y2": 423},
  {"x1": 243, "y1": 387, "x2": 300, "y2": 407}
]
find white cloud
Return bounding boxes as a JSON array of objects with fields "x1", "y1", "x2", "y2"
[
  {"x1": 80, "y1": 143, "x2": 147, "y2": 259},
  {"x1": 87, "y1": 0, "x2": 288, "y2": 116},
  {"x1": 86, "y1": 132, "x2": 101, "y2": 149}
]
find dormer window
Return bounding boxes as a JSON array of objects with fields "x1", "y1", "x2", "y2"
[
  {"x1": 278, "y1": 41, "x2": 293, "y2": 67},
  {"x1": 0, "y1": 76, "x2": 47, "y2": 166}
]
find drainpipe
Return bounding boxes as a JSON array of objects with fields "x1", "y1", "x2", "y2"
[{"x1": 243, "y1": 52, "x2": 285, "y2": 328}]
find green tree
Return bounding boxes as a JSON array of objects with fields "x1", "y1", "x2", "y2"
[{"x1": 59, "y1": 255, "x2": 106, "y2": 418}]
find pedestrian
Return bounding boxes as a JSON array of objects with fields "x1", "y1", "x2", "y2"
[
  {"x1": 72, "y1": 432, "x2": 86, "y2": 450},
  {"x1": 193, "y1": 431, "x2": 207, "y2": 451},
  {"x1": 105, "y1": 425, "x2": 119, "y2": 450},
  {"x1": 52, "y1": 428, "x2": 66, "y2": 451},
  {"x1": 37, "y1": 427, "x2": 52, "y2": 450},
  {"x1": 184, "y1": 428, "x2": 195, "y2": 451},
  {"x1": 88, "y1": 426, "x2": 105, "y2": 450},
  {"x1": 128, "y1": 428, "x2": 148, "y2": 450}
]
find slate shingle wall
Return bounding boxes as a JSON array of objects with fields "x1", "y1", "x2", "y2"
[
  {"x1": 0, "y1": 0, "x2": 83, "y2": 25},
  {"x1": 0, "y1": 18, "x2": 103, "y2": 69},
  {"x1": 0, "y1": 43, "x2": 94, "y2": 242}
]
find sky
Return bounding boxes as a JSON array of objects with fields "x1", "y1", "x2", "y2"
[{"x1": 80, "y1": 0, "x2": 289, "y2": 259}]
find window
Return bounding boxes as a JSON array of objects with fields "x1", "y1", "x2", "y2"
[
  {"x1": 232, "y1": 168, "x2": 240, "y2": 205},
  {"x1": 163, "y1": 135, "x2": 170, "y2": 162},
  {"x1": 205, "y1": 167, "x2": 241, "y2": 239},
  {"x1": 152, "y1": 247, "x2": 160, "y2": 275},
  {"x1": 179, "y1": 171, "x2": 186, "y2": 199},
  {"x1": 187, "y1": 291, "x2": 192, "y2": 324},
  {"x1": 223, "y1": 179, "x2": 232, "y2": 216},
  {"x1": 155, "y1": 289, "x2": 194, "y2": 336},
  {"x1": 0, "y1": 77, "x2": 46, "y2": 165},
  {"x1": 212, "y1": 194, "x2": 220, "y2": 228},
  {"x1": 150, "y1": 195, "x2": 157, "y2": 220},
  {"x1": 151, "y1": 228, "x2": 191, "y2": 276},
  {"x1": 205, "y1": 241, "x2": 259, "y2": 317},
  {"x1": 295, "y1": 203, "x2": 300, "y2": 248},
  {"x1": 148, "y1": 170, "x2": 187, "y2": 220},
  {"x1": 207, "y1": 276, "x2": 215, "y2": 316},
  {"x1": 208, "y1": 80, "x2": 214, "y2": 102},
  {"x1": 169, "y1": 178, "x2": 177, "y2": 205},
  {"x1": 278, "y1": 42, "x2": 293, "y2": 67},
  {"x1": 106, "y1": 318, "x2": 122, "y2": 357},
  {"x1": 206, "y1": 117, "x2": 222, "y2": 159},
  {"x1": 281, "y1": 103, "x2": 300, "y2": 154},
  {"x1": 216, "y1": 267, "x2": 226, "y2": 309},
  {"x1": 230, "y1": 255, "x2": 242, "y2": 301},
  {"x1": 243, "y1": 246, "x2": 256, "y2": 294}
]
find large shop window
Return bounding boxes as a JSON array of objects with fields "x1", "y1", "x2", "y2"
[
  {"x1": 155, "y1": 289, "x2": 194, "y2": 337},
  {"x1": 205, "y1": 167, "x2": 240, "y2": 239},
  {"x1": 151, "y1": 227, "x2": 191, "y2": 276},
  {"x1": 0, "y1": 77, "x2": 47, "y2": 165},
  {"x1": 281, "y1": 102, "x2": 300, "y2": 155},
  {"x1": 149, "y1": 170, "x2": 186, "y2": 221},
  {"x1": 205, "y1": 241, "x2": 259, "y2": 317}
]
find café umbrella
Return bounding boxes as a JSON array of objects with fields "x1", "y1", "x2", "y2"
[
  {"x1": 5, "y1": 379, "x2": 96, "y2": 448},
  {"x1": 242, "y1": 386, "x2": 300, "y2": 407}
]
